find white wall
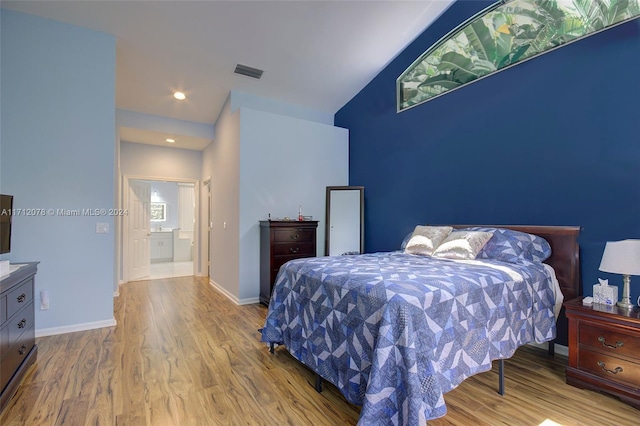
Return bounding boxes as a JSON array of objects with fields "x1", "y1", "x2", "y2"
[
  {"x1": 203, "y1": 91, "x2": 348, "y2": 303},
  {"x1": 238, "y1": 108, "x2": 348, "y2": 301},
  {"x1": 230, "y1": 91, "x2": 334, "y2": 126},
  {"x1": 203, "y1": 97, "x2": 241, "y2": 300},
  {"x1": 120, "y1": 142, "x2": 202, "y2": 180},
  {"x1": 117, "y1": 109, "x2": 214, "y2": 140},
  {"x1": 0, "y1": 9, "x2": 116, "y2": 334}
]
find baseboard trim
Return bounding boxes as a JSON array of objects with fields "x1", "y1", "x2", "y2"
[
  {"x1": 36, "y1": 318, "x2": 117, "y2": 338},
  {"x1": 208, "y1": 279, "x2": 259, "y2": 306}
]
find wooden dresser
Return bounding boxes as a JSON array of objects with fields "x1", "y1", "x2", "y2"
[
  {"x1": 260, "y1": 221, "x2": 318, "y2": 306},
  {"x1": 565, "y1": 297, "x2": 640, "y2": 409},
  {"x1": 1, "y1": 262, "x2": 38, "y2": 412}
]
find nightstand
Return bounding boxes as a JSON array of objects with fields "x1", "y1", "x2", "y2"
[{"x1": 564, "y1": 297, "x2": 640, "y2": 409}]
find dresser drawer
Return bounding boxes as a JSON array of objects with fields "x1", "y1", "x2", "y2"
[
  {"x1": 7, "y1": 278, "x2": 33, "y2": 319},
  {"x1": 274, "y1": 228, "x2": 315, "y2": 243},
  {"x1": 579, "y1": 322, "x2": 640, "y2": 358},
  {"x1": 273, "y1": 242, "x2": 315, "y2": 256},
  {"x1": 0, "y1": 325, "x2": 35, "y2": 392},
  {"x1": 578, "y1": 348, "x2": 640, "y2": 388},
  {"x1": 273, "y1": 255, "x2": 309, "y2": 273},
  {"x1": 7, "y1": 302, "x2": 34, "y2": 348},
  {"x1": 0, "y1": 294, "x2": 6, "y2": 323},
  {"x1": 0, "y1": 324, "x2": 9, "y2": 362}
]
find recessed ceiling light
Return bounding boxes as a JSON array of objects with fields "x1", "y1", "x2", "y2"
[
  {"x1": 165, "y1": 138, "x2": 175, "y2": 143},
  {"x1": 173, "y1": 92, "x2": 186, "y2": 100}
]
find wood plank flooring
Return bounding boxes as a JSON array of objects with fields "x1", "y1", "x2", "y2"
[{"x1": 1, "y1": 276, "x2": 638, "y2": 425}]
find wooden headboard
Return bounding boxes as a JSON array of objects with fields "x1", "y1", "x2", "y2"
[{"x1": 451, "y1": 225, "x2": 581, "y2": 345}]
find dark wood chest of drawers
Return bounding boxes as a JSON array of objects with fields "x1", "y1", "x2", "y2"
[
  {"x1": 259, "y1": 221, "x2": 318, "y2": 306},
  {"x1": 565, "y1": 297, "x2": 640, "y2": 409},
  {"x1": 1, "y1": 262, "x2": 38, "y2": 412}
]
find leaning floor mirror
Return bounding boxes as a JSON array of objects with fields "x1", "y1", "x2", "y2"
[{"x1": 325, "y1": 186, "x2": 364, "y2": 256}]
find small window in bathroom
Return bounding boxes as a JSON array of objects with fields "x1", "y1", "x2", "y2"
[{"x1": 150, "y1": 202, "x2": 166, "y2": 222}]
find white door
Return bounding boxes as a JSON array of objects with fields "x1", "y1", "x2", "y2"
[{"x1": 129, "y1": 180, "x2": 151, "y2": 280}]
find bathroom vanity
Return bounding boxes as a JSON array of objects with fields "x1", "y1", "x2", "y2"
[{"x1": 150, "y1": 230, "x2": 173, "y2": 262}]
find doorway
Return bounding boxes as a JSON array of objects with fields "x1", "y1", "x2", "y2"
[{"x1": 123, "y1": 177, "x2": 198, "y2": 281}]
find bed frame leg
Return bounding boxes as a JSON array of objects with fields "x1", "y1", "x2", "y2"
[
  {"x1": 498, "y1": 359, "x2": 505, "y2": 396},
  {"x1": 315, "y1": 373, "x2": 323, "y2": 393},
  {"x1": 269, "y1": 342, "x2": 275, "y2": 354},
  {"x1": 548, "y1": 339, "x2": 555, "y2": 357}
]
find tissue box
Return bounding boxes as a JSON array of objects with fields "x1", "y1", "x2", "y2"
[{"x1": 593, "y1": 283, "x2": 618, "y2": 305}]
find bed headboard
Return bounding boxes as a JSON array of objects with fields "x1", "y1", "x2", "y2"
[{"x1": 451, "y1": 225, "x2": 581, "y2": 345}]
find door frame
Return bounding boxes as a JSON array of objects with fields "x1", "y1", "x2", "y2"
[
  {"x1": 202, "y1": 177, "x2": 212, "y2": 278},
  {"x1": 120, "y1": 174, "x2": 200, "y2": 283}
]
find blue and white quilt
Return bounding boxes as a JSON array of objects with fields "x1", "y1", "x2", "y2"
[{"x1": 260, "y1": 251, "x2": 558, "y2": 425}]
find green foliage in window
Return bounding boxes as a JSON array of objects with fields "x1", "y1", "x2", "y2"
[{"x1": 398, "y1": 0, "x2": 640, "y2": 111}]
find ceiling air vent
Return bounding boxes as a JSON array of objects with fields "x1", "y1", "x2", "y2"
[{"x1": 234, "y1": 64, "x2": 263, "y2": 79}]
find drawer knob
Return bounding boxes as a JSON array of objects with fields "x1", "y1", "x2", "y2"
[
  {"x1": 290, "y1": 247, "x2": 300, "y2": 254},
  {"x1": 597, "y1": 336, "x2": 623, "y2": 349},
  {"x1": 597, "y1": 361, "x2": 623, "y2": 375},
  {"x1": 17, "y1": 293, "x2": 26, "y2": 303},
  {"x1": 18, "y1": 318, "x2": 27, "y2": 329},
  {"x1": 290, "y1": 234, "x2": 299, "y2": 240},
  {"x1": 19, "y1": 345, "x2": 27, "y2": 355}
]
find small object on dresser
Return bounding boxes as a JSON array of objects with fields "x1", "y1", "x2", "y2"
[
  {"x1": 593, "y1": 278, "x2": 617, "y2": 305},
  {"x1": 582, "y1": 296, "x2": 594, "y2": 305},
  {"x1": 298, "y1": 205, "x2": 303, "y2": 221}
]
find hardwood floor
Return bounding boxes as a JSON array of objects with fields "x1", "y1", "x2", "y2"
[{"x1": 1, "y1": 276, "x2": 638, "y2": 425}]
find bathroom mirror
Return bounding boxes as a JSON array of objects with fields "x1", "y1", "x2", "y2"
[{"x1": 325, "y1": 186, "x2": 364, "y2": 256}]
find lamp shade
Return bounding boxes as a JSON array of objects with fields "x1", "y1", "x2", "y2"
[{"x1": 599, "y1": 239, "x2": 640, "y2": 276}]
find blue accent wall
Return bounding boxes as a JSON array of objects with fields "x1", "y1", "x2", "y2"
[{"x1": 335, "y1": 1, "x2": 640, "y2": 304}]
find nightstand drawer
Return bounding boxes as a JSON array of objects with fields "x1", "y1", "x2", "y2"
[
  {"x1": 579, "y1": 322, "x2": 640, "y2": 358},
  {"x1": 274, "y1": 228, "x2": 315, "y2": 243},
  {"x1": 578, "y1": 348, "x2": 640, "y2": 388}
]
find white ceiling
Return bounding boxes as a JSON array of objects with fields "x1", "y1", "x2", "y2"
[{"x1": 2, "y1": 0, "x2": 453, "y2": 150}]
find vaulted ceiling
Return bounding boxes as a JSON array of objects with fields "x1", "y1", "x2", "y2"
[{"x1": 2, "y1": 1, "x2": 453, "y2": 149}]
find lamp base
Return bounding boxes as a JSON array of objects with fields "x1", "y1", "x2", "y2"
[
  {"x1": 617, "y1": 300, "x2": 634, "y2": 310},
  {"x1": 617, "y1": 274, "x2": 633, "y2": 310}
]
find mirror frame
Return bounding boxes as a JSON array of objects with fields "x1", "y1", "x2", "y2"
[{"x1": 325, "y1": 186, "x2": 364, "y2": 256}]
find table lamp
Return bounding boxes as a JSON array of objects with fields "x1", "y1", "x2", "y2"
[{"x1": 599, "y1": 239, "x2": 640, "y2": 309}]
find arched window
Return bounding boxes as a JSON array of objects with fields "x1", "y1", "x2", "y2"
[{"x1": 397, "y1": 0, "x2": 640, "y2": 112}]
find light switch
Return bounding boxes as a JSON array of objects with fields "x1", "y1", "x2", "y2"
[{"x1": 96, "y1": 222, "x2": 109, "y2": 233}]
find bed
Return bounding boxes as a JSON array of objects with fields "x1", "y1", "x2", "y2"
[{"x1": 260, "y1": 225, "x2": 580, "y2": 425}]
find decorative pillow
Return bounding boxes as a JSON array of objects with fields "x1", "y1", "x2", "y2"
[
  {"x1": 404, "y1": 225, "x2": 453, "y2": 256},
  {"x1": 400, "y1": 231, "x2": 413, "y2": 251},
  {"x1": 462, "y1": 227, "x2": 552, "y2": 263},
  {"x1": 432, "y1": 230, "x2": 493, "y2": 260}
]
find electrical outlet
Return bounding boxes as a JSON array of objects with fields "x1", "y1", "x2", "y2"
[{"x1": 40, "y1": 290, "x2": 50, "y2": 310}]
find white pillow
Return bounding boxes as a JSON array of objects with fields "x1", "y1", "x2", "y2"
[
  {"x1": 432, "y1": 230, "x2": 493, "y2": 260},
  {"x1": 404, "y1": 225, "x2": 453, "y2": 256}
]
